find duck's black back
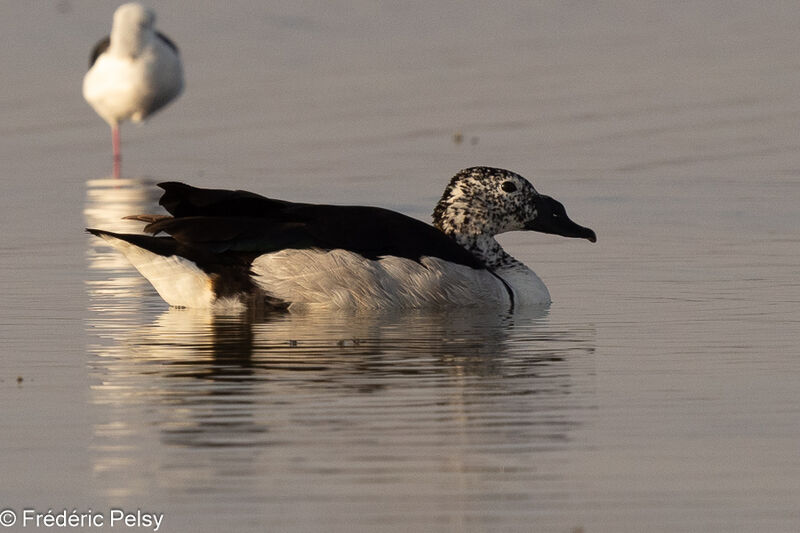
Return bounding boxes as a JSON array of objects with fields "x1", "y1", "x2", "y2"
[{"x1": 155, "y1": 182, "x2": 484, "y2": 269}]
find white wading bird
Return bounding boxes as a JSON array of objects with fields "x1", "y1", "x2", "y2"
[{"x1": 83, "y1": 3, "x2": 183, "y2": 178}]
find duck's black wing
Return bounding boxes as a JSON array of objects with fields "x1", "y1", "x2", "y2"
[
  {"x1": 158, "y1": 181, "x2": 300, "y2": 218},
  {"x1": 151, "y1": 182, "x2": 485, "y2": 269}
]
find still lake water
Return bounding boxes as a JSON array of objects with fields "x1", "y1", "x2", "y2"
[{"x1": 1, "y1": 2, "x2": 799, "y2": 532}]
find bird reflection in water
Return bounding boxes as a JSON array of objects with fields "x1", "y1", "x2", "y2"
[
  {"x1": 85, "y1": 177, "x2": 163, "y2": 308},
  {"x1": 88, "y1": 305, "x2": 595, "y2": 444},
  {"x1": 87, "y1": 302, "x2": 596, "y2": 505}
]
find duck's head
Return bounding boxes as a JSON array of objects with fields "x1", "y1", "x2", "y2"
[{"x1": 433, "y1": 167, "x2": 596, "y2": 242}]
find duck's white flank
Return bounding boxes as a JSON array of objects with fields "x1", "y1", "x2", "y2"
[
  {"x1": 250, "y1": 248, "x2": 516, "y2": 310},
  {"x1": 97, "y1": 236, "x2": 538, "y2": 310}
]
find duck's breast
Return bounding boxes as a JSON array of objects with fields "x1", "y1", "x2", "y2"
[{"x1": 494, "y1": 264, "x2": 551, "y2": 306}]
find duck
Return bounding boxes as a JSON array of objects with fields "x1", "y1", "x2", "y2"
[
  {"x1": 82, "y1": 3, "x2": 184, "y2": 179},
  {"x1": 87, "y1": 167, "x2": 596, "y2": 311}
]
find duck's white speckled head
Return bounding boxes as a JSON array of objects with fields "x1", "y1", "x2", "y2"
[{"x1": 433, "y1": 167, "x2": 596, "y2": 242}]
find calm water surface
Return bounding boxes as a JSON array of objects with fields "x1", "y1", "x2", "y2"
[{"x1": 2, "y1": 2, "x2": 799, "y2": 532}]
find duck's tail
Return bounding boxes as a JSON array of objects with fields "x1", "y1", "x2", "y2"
[{"x1": 87, "y1": 229, "x2": 216, "y2": 308}]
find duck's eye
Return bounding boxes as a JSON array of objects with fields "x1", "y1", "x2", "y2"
[{"x1": 501, "y1": 181, "x2": 517, "y2": 193}]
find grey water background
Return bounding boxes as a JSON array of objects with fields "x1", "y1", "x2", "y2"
[{"x1": 1, "y1": 1, "x2": 799, "y2": 532}]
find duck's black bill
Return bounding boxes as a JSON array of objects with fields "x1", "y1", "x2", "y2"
[{"x1": 525, "y1": 195, "x2": 597, "y2": 243}]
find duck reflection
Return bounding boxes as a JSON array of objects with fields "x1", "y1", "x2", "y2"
[
  {"x1": 87, "y1": 302, "x2": 596, "y2": 503},
  {"x1": 88, "y1": 305, "x2": 595, "y2": 448}
]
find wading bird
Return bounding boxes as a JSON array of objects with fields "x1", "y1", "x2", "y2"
[{"x1": 83, "y1": 3, "x2": 183, "y2": 178}]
